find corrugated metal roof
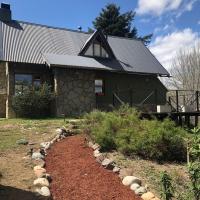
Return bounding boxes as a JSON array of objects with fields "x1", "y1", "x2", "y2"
[
  {"x1": 43, "y1": 53, "x2": 124, "y2": 71},
  {"x1": 0, "y1": 20, "x2": 169, "y2": 76}
]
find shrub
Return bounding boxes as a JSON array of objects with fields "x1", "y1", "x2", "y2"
[
  {"x1": 12, "y1": 83, "x2": 54, "y2": 118},
  {"x1": 84, "y1": 105, "x2": 188, "y2": 162}
]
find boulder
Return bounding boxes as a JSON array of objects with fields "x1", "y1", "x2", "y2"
[
  {"x1": 122, "y1": 176, "x2": 142, "y2": 186},
  {"x1": 33, "y1": 178, "x2": 49, "y2": 187},
  {"x1": 141, "y1": 192, "x2": 155, "y2": 200},
  {"x1": 93, "y1": 149, "x2": 101, "y2": 157},
  {"x1": 88, "y1": 141, "x2": 94, "y2": 147},
  {"x1": 101, "y1": 158, "x2": 114, "y2": 170},
  {"x1": 92, "y1": 143, "x2": 100, "y2": 150},
  {"x1": 36, "y1": 186, "x2": 51, "y2": 197},
  {"x1": 32, "y1": 152, "x2": 44, "y2": 160},
  {"x1": 56, "y1": 128, "x2": 63, "y2": 135},
  {"x1": 113, "y1": 166, "x2": 120, "y2": 173},
  {"x1": 135, "y1": 186, "x2": 147, "y2": 195},
  {"x1": 32, "y1": 159, "x2": 45, "y2": 168},
  {"x1": 130, "y1": 183, "x2": 140, "y2": 191},
  {"x1": 34, "y1": 166, "x2": 47, "y2": 178},
  {"x1": 96, "y1": 154, "x2": 105, "y2": 163},
  {"x1": 152, "y1": 198, "x2": 160, "y2": 200},
  {"x1": 40, "y1": 142, "x2": 50, "y2": 150}
]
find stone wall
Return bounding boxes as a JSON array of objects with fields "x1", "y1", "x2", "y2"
[
  {"x1": 0, "y1": 62, "x2": 7, "y2": 118},
  {"x1": 54, "y1": 68, "x2": 95, "y2": 117}
]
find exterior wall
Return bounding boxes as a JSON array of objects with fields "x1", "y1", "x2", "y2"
[
  {"x1": 0, "y1": 62, "x2": 7, "y2": 118},
  {"x1": 95, "y1": 71, "x2": 167, "y2": 111},
  {"x1": 54, "y1": 68, "x2": 95, "y2": 117},
  {"x1": 6, "y1": 62, "x2": 52, "y2": 118}
]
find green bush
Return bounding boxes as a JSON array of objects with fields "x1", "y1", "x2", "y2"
[
  {"x1": 84, "y1": 105, "x2": 188, "y2": 162},
  {"x1": 12, "y1": 83, "x2": 55, "y2": 118}
]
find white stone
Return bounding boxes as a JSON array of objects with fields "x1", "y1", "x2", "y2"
[
  {"x1": 92, "y1": 143, "x2": 100, "y2": 150},
  {"x1": 93, "y1": 149, "x2": 101, "y2": 157},
  {"x1": 33, "y1": 165, "x2": 42, "y2": 171},
  {"x1": 141, "y1": 192, "x2": 155, "y2": 200},
  {"x1": 101, "y1": 158, "x2": 114, "y2": 167},
  {"x1": 130, "y1": 183, "x2": 140, "y2": 191},
  {"x1": 40, "y1": 142, "x2": 50, "y2": 150},
  {"x1": 32, "y1": 152, "x2": 44, "y2": 160},
  {"x1": 33, "y1": 178, "x2": 49, "y2": 187},
  {"x1": 88, "y1": 141, "x2": 94, "y2": 147},
  {"x1": 56, "y1": 128, "x2": 63, "y2": 135},
  {"x1": 113, "y1": 166, "x2": 120, "y2": 173},
  {"x1": 135, "y1": 186, "x2": 147, "y2": 195},
  {"x1": 122, "y1": 176, "x2": 142, "y2": 186},
  {"x1": 36, "y1": 186, "x2": 51, "y2": 197}
]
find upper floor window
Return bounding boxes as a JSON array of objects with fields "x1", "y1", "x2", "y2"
[
  {"x1": 15, "y1": 74, "x2": 41, "y2": 94},
  {"x1": 85, "y1": 42, "x2": 109, "y2": 58}
]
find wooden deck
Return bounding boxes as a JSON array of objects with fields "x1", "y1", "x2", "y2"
[{"x1": 141, "y1": 111, "x2": 200, "y2": 127}]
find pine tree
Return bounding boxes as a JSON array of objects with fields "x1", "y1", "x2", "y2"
[{"x1": 91, "y1": 4, "x2": 152, "y2": 45}]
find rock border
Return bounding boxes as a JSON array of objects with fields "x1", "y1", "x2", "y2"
[
  {"x1": 30, "y1": 127, "x2": 75, "y2": 198},
  {"x1": 87, "y1": 140, "x2": 161, "y2": 200},
  {"x1": 30, "y1": 122, "x2": 160, "y2": 200}
]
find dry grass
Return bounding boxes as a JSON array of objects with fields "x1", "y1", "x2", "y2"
[
  {"x1": 107, "y1": 152, "x2": 191, "y2": 200},
  {"x1": 0, "y1": 118, "x2": 69, "y2": 195}
]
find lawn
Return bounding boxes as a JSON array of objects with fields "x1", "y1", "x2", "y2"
[
  {"x1": 0, "y1": 118, "x2": 66, "y2": 151},
  {"x1": 0, "y1": 117, "x2": 72, "y2": 195}
]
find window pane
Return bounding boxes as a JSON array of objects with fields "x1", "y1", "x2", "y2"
[
  {"x1": 15, "y1": 74, "x2": 32, "y2": 85},
  {"x1": 95, "y1": 79, "x2": 104, "y2": 94},
  {"x1": 102, "y1": 47, "x2": 108, "y2": 58},
  {"x1": 85, "y1": 45, "x2": 93, "y2": 56},
  {"x1": 33, "y1": 76, "x2": 41, "y2": 88},
  {"x1": 15, "y1": 74, "x2": 32, "y2": 94},
  {"x1": 94, "y1": 43, "x2": 101, "y2": 57}
]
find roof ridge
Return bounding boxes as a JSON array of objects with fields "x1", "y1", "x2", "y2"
[{"x1": 17, "y1": 20, "x2": 142, "y2": 42}]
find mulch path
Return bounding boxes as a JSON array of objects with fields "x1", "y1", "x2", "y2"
[{"x1": 45, "y1": 135, "x2": 141, "y2": 200}]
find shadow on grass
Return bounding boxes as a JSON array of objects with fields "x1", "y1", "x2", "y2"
[{"x1": 0, "y1": 184, "x2": 51, "y2": 200}]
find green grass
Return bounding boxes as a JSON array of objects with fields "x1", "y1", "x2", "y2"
[{"x1": 0, "y1": 118, "x2": 68, "y2": 151}]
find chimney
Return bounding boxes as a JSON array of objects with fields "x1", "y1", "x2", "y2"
[{"x1": 0, "y1": 3, "x2": 12, "y2": 22}]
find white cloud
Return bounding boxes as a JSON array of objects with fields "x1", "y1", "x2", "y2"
[
  {"x1": 136, "y1": 0, "x2": 182, "y2": 16},
  {"x1": 149, "y1": 29, "x2": 199, "y2": 69},
  {"x1": 176, "y1": 0, "x2": 197, "y2": 17}
]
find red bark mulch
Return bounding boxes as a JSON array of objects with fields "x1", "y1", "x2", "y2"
[{"x1": 45, "y1": 135, "x2": 141, "y2": 200}]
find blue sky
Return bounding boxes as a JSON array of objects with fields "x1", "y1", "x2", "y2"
[{"x1": 4, "y1": 0, "x2": 200, "y2": 69}]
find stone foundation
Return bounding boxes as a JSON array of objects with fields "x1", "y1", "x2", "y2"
[
  {"x1": 0, "y1": 62, "x2": 7, "y2": 118},
  {"x1": 54, "y1": 68, "x2": 95, "y2": 117}
]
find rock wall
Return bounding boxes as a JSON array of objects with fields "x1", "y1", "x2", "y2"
[
  {"x1": 0, "y1": 62, "x2": 7, "y2": 118},
  {"x1": 54, "y1": 68, "x2": 95, "y2": 117}
]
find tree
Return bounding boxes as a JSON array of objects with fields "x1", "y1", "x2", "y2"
[
  {"x1": 169, "y1": 42, "x2": 200, "y2": 91},
  {"x1": 91, "y1": 4, "x2": 152, "y2": 45}
]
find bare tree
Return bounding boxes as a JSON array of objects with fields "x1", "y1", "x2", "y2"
[{"x1": 169, "y1": 42, "x2": 200, "y2": 90}]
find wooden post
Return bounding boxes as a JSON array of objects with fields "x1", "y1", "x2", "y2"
[
  {"x1": 195, "y1": 115, "x2": 198, "y2": 127},
  {"x1": 130, "y1": 89, "x2": 133, "y2": 107},
  {"x1": 196, "y1": 91, "x2": 199, "y2": 112},
  {"x1": 154, "y1": 89, "x2": 158, "y2": 105},
  {"x1": 176, "y1": 90, "x2": 179, "y2": 112},
  {"x1": 112, "y1": 93, "x2": 115, "y2": 107}
]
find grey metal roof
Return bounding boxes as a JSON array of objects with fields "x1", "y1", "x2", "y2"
[
  {"x1": 43, "y1": 53, "x2": 124, "y2": 71},
  {"x1": 0, "y1": 20, "x2": 169, "y2": 76}
]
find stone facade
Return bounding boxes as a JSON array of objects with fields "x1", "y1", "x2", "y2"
[
  {"x1": 54, "y1": 68, "x2": 96, "y2": 117},
  {"x1": 0, "y1": 62, "x2": 7, "y2": 118}
]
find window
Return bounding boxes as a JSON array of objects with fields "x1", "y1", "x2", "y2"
[
  {"x1": 84, "y1": 41, "x2": 109, "y2": 58},
  {"x1": 15, "y1": 74, "x2": 41, "y2": 94},
  {"x1": 94, "y1": 43, "x2": 101, "y2": 57},
  {"x1": 33, "y1": 76, "x2": 41, "y2": 88},
  {"x1": 95, "y1": 79, "x2": 104, "y2": 95}
]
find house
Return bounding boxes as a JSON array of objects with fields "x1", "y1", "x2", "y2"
[{"x1": 0, "y1": 3, "x2": 169, "y2": 118}]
